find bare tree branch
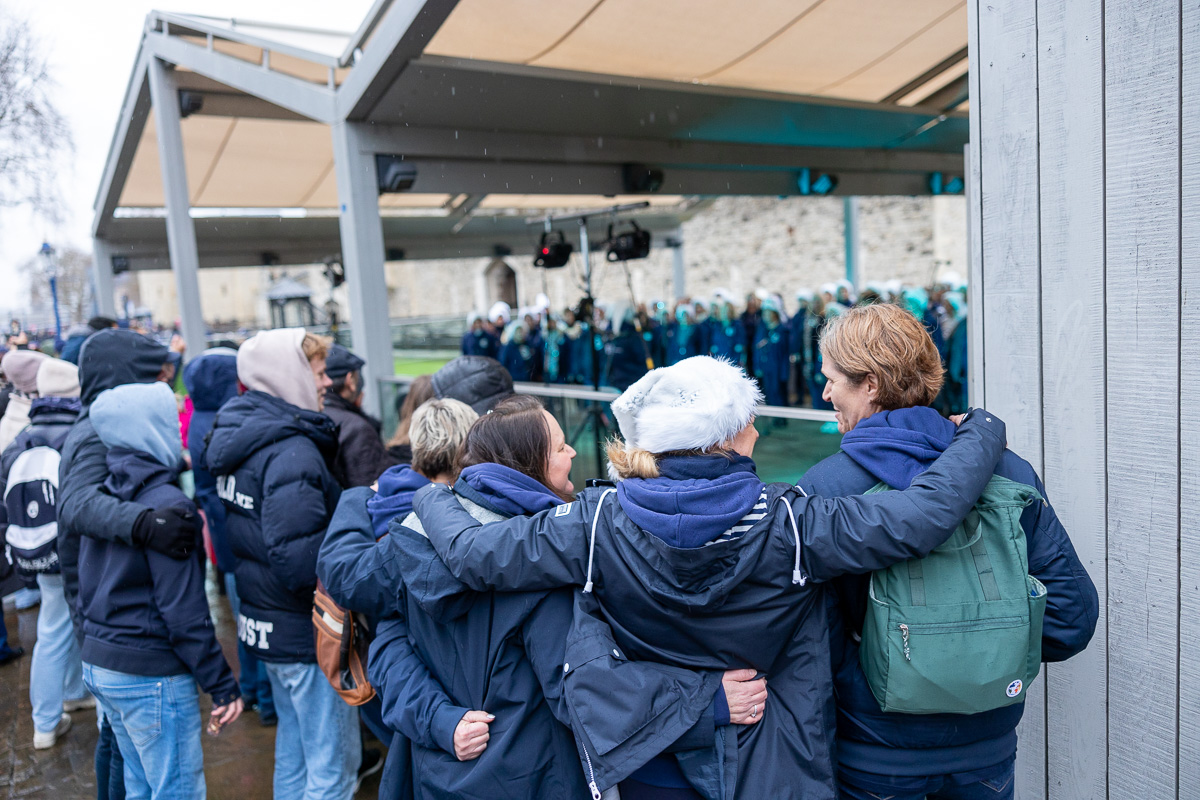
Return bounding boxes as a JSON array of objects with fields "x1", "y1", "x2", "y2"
[{"x1": 0, "y1": 7, "x2": 73, "y2": 222}]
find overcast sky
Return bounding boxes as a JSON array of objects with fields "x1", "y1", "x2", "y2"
[{"x1": 0, "y1": 0, "x2": 373, "y2": 318}]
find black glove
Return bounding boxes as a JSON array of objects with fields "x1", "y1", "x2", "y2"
[{"x1": 132, "y1": 506, "x2": 197, "y2": 560}]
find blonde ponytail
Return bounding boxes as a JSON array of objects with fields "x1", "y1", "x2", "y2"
[{"x1": 605, "y1": 439, "x2": 660, "y2": 479}]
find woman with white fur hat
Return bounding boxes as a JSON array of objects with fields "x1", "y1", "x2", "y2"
[{"x1": 412, "y1": 356, "x2": 1008, "y2": 799}]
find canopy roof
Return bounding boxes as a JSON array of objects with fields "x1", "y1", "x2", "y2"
[{"x1": 93, "y1": 0, "x2": 969, "y2": 270}]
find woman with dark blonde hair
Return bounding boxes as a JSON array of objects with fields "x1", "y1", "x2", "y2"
[
  {"x1": 386, "y1": 374, "x2": 435, "y2": 462},
  {"x1": 804, "y1": 302, "x2": 1097, "y2": 800},
  {"x1": 413, "y1": 354, "x2": 1009, "y2": 799}
]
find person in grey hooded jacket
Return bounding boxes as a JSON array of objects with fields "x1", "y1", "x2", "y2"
[{"x1": 412, "y1": 355, "x2": 1008, "y2": 800}]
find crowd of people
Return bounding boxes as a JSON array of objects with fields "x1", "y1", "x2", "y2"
[
  {"x1": 0, "y1": 297, "x2": 1096, "y2": 800},
  {"x1": 462, "y1": 278, "x2": 970, "y2": 415}
]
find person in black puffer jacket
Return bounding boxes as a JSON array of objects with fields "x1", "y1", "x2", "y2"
[
  {"x1": 80, "y1": 381, "x2": 242, "y2": 798},
  {"x1": 322, "y1": 343, "x2": 399, "y2": 489},
  {"x1": 182, "y1": 348, "x2": 277, "y2": 726},
  {"x1": 204, "y1": 328, "x2": 360, "y2": 799}
]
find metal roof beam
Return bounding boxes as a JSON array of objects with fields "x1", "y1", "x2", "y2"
[
  {"x1": 354, "y1": 125, "x2": 964, "y2": 175},
  {"x1": 336, "y1": 0, "x2": 461, "y2": 120},
  {"x1": 149, "y1": 28, "x2": 337, "y2": 123},
  {"x1": 387, "y1": 158, "x2": 945, "y2": 196}
]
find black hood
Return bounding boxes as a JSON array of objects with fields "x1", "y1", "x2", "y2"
[
  {"x1": 205, "y1": 390, "x2": 339, "y2": 475},
  {"x1": 431, "y1": 356, "x2": 513, "y2": 414},
  {"x1": 78, "y1": 329, "x2": 169, "y2": 408}
]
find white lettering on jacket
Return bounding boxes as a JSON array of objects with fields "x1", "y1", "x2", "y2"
[
  {"x1": 237, "y1": 613, "x2": 273, "y2": 650},
  {"x1": 216, "y1": 475, "x2": 255, "y2": 510}
]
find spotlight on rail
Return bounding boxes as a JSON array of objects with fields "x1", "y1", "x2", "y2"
[
  {"x1": 797, "y1": 168, "x2": 837, "y2": 196},
  {"x1": 606, "y1": 221, "x2": 652, "y2": 262},
  {"x1": 111, "y1": 255, "x2": 131, "y2": 275},
  {"x1": 623, "y1": 163, "x2": 664, "y2": 194},
  {"x1": 533, "y1": 231, "x2": 572, "y2": 268},
  {"x1": 376, "y1": 155, "x2": 417, "y2": 193},
  {"x1": 928, "y1": 172, "x2": 965, "y2": 195},
  {"x1": 179, "y1": 91, "x2": 204, "y2": 118}
]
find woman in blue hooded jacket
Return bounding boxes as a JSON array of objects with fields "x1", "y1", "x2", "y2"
[
  {"x1": 411, "y1": 355, "x2": 1010, "y2": 800},
  {"x1": 799, "y1": 303, "x2": 1098, "y2": 800}
]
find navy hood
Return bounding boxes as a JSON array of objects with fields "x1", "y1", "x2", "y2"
[
  {"x1": 103, "y1": 447, "x2": 179, "y2": 502},
  {"x1": 367, "y1": 463, "x2": 430, "y2": 539},
  {"x1": 204, "y1": 390, "x2": 338, "y2": 475},
  {"x1": 391, "y1": 463, "x2": 563, "y2": 623},
  {"x1": 457, "y1": 463, "x2": 563, "y2": 517},
  {"x1": 617, "y1": 455, "x2": 764, "y2": 548},
  {"x1": 78, "y1": 329, "x2": 169, "y2": 408},
  {"x1": 840, "y1": 406, "x2": 956, "y2": 489},
  {"x1": 182, "y1": 349, "x2": 239, "y2": 411},
  {"x1": 29, "y1": 396, "x2": 81, "y2": 420}
]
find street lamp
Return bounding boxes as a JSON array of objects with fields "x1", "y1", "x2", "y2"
[{"x1": 39, "y1": 242, "x2": 62, "y2": 342}]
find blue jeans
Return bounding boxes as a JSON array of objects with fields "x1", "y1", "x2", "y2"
[
  {"x1": 31, "y1": 573, "x2": 87, "y2": 733},
  {"x1": 83, "y1": 664, "x2": 205, "y2": 800},
  {"x1": 264, "y1": 661, "x2": 361, "y2": 800},
  {"x1": 223, "y1": 573, "x2": 274, "y2": 718},
  {"x1": 839, "y1": 758, "x2": 1016, "y2": 800}
]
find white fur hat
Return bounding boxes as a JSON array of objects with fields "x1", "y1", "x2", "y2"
[
  {"x1": 488, "y1": 301, "x2": 511, "y2": 324},
  {"x1": 611, "y1": 356, "x2": 763, "y2": 455}
]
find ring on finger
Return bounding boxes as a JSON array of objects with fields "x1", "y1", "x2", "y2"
[{"x1": 750, "y1": 704, "x2": 757, "y2": 717}]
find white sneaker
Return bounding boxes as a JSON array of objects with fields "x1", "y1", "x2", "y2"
[
  {"x1": 63, "y1": 695, "x2": 96, "y2": 712},
  {"x1": 33, "y1": 713, "x2": 72, "y2": 750}
]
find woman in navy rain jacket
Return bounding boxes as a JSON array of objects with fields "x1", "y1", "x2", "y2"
[
  {"x1": 753, "y1": 300, "x2": 790, "y2": 408},
  {"x1": 801, "y1": 303, "x2": 1098, "y2": 800},
  {"x1": 358, "y1": 396, "x2": 761, "y2": 799},
  {"x1": 412, "y1": 355, "x2": 1009, "y2": 800}
]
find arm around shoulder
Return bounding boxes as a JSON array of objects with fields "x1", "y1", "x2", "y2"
[
  {"x1": 797, "y1": 409, "x2": 1008, "y2": 581},
  {"x1": 412, "y1": 482, "x2": 591, "y2": 591}
]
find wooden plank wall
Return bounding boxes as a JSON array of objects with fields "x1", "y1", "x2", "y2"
[
  {"x1": 971, "y1": 1, "x2": 1192, "y2": 797},
  {"x1": 970, "y1": 0, "x2": 1047, "y2": 795},
  {"x1": 1103, "y1": 0, "x2": 1181, "y2": 796},
  {"x1": 1178, "y1": 0, "x2": 1199, "y2": 794},
  {"x1": 1035, "y1": 0, "x2": 1108, "y2": 797}
]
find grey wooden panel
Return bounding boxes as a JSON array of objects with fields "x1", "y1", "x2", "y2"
[
  {"x1": 1034, "y1": 1, "x2": 1108, "y2": 797},
  {"x1": 1178, "y1": 1, "x2": 1200, "y2": 794},
  {"x1": 974, "y1": 1, "x2": 1046, "y2": 796},
  {"x1": 1103, "y1": 0, "x2": 1181, "y2": 796}
]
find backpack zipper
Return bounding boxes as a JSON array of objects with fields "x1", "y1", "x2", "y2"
[
  {"x1": 899, "y1": 623, "x2": 911, "y2": 661},
  {"x1": 580, "y1": 740, "x2": 602, "y2": 799}
]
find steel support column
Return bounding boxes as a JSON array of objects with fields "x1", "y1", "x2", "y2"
[
  {"x1": 91, "y1": 238, "x2": 117, "y2": 317},
  {"x1": 843, "y1": 196, "x2": 861, "y2": 289},
  {"x1": 331, "y1": 120, "x2": 391, "y2": 418},
  {"x1": 671, "y1": 240, "x2": 686, "y2": 300},
  {"x1": 147, "y1": 57, "x2": 206, "y2": 358}
]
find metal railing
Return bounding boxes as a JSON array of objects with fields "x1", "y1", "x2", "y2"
[{"x1": 378, "y1": 375, "x2": 841, "y2": 486}]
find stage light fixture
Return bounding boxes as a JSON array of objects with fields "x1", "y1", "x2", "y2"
[
  {"x1": 797, "y1": 167, "x2": 838, "y2": 196},
  {"x1": 376, "y1": 155, "x2": 417, "y2": 193},
  {"x1": 623, "y1": 163, "x2": 665, "y2": 193},
  {"x1": 606, "y1": 221, "x2": 652, "y2": 262},
  {"x1": 929, "y1": 172, "x2": 965, "y2": 195},
  {"x1": 179, "y1": 91, "x2": 204, "y2": 118},
  {"x1": 534, "y1": 231, "x2": 572, "y2": 268}
]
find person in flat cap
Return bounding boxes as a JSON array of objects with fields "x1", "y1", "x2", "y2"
[{"x1": 322, "y1": 344, "x2": 400, "y2": 489}]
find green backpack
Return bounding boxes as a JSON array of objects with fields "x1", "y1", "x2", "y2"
[{"x1": 859, "y1": 474, "x2": 1047, "y2": 715}]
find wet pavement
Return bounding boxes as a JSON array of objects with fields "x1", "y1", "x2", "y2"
[{"x1": 1, "y1": 574, "x2": 384, "y2": 798}]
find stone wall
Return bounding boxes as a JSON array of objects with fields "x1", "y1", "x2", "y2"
[{"x1": 135, "y1": 195, "x2": 966, "y2": 326}]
